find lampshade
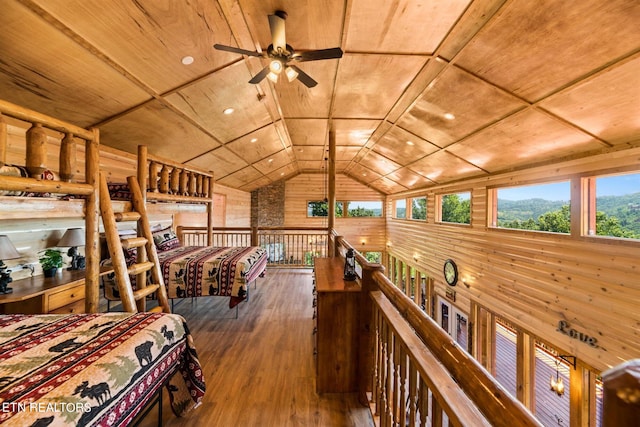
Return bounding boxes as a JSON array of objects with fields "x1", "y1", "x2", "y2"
[
  {"x1": 57, "y1": 228, "x2": 85, "y2": 247},
  {"x1": 285, "y1": 66, "x2": 298, "y2": 82},
  {"x1": 0, "y1": 235, "x2": 20, "y2": 260}
]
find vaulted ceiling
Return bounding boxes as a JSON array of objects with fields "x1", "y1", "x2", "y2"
[{"x1": 1, "y1": 0, "x2": 638, "y2": 194}]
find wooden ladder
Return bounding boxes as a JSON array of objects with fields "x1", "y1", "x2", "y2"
[{"x1": 99, "y1": 173, "x2": 171, "y2": 313}]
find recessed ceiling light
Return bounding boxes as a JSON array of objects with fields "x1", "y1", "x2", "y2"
[
  {"x1": 280, "y1": 172, "x2": 285, "y2": 176},
  {"x1": 444, "y1": 112, "x2": 455, "y2": 120},
  {"x1": 406, "y1": 140, "x2": 415, "y2": 146},
  {"x1": 250, "y1": 138, "x2": 258, "y2": 143},
  {"x1": 223, "y1": 108, "x2": 234, "y2": 115},
  {"x1": 181, "y1": 56, "x2": 194, "y2": 65},
  {"x1": 268, "y1": 158, "x2": 274, "y2": 163}
]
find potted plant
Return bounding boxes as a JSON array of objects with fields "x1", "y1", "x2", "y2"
[{"x1": 39, "y1": 249, "x2": 63, "y2": 277}]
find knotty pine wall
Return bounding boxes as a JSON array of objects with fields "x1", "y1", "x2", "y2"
[
  {"x1": 385, "y1": 147, "x2": 640, "y2": 372},
  {"x1": 284, "y1": 173, "x2": 386, "y2": 252},
  {"x1": 0, "y1": 119, "x2": 248, "y2": 279}
]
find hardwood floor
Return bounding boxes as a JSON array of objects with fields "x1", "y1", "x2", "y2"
[{"x1": 138, "y1": 268, "x2": 374, "y2": 426}]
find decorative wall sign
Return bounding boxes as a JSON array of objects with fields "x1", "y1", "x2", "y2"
[
  {"x1": 445, "y1": 288, "x2": 456, "y2": 302},
  {"x1": 556, "y1": 320, "x2": 598, "y2": 348}
]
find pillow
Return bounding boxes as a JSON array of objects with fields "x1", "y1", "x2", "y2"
[{"x1": 152, "y1": 226, "x2": 180, "y2": 252}]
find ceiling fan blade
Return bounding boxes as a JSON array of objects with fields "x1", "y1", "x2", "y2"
[
  {"x1": 294, "y1": 47, "x2": 343, "y2": 62},
  {"x1": 214, "y1": 44, "x2": 262, "y2": 58},
  {"x1": 268, "y1": 13, "x2": 287, "y2": 51},
  {"x1": 289, "y1": 65, "x2": 317, "y2": 88},
  {"x1": 249, "y1": 66, "x2": 270, "y2": 84}
]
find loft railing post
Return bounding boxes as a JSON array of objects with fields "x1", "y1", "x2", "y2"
[
  {"x1": 358, "y1": 262, "x2": 383, "y2": 407},
  {"x1": 251, "y1": 227, "x2": 258, "y2": 246}
]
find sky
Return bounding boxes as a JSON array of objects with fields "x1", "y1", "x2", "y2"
[{"x1": 498, "y1": 174, "x2": 640, "y2": 201}]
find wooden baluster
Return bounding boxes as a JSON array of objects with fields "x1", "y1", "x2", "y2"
[
  {"x1": 189, "y1": 171, "x2": 197, "y2": 196},
  {"x1": 203, "y1": 176, "x2": 210, "y2": 198},
  {"x1": 418, "y1": 378, "x2": 428, "y2": 426},
  {"x1": 196, "y1": 174, "x2": 203, "y2": 196},
  {"x1": 170, "y1": 167, "x2": 180, "y2": 194},
  {"x1": 408, "y1": 361, "x2": 417, "y2": 427},
  {"x1": 148, "y1": 161, "x2": 159, "y2": 192},
  {"x1": 0, "y1": 113, "x2": 6, "y2": 166},
  {"x1": 180, "y1": 169, "x2": 189, "y2": 195},
  {"x1": 59, "y1": 133, "x2": 76, "y2": 182},
  {"x1": 26, "y1": 123, "x2": 47, "y2": 177},
  {"x1": 158, "y1": 164, "x2": 169, "y2": 194},
  {"x1": 399, "y1": 346, "x2": 407, "y2": 427}
]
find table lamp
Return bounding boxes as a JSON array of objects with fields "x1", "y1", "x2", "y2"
[
  {"x1": 0, "y1": 235, "x2": 21, "y2": 294},
  {"x1": 57, "y1": 228, "x2": 86, "y2": 270}
]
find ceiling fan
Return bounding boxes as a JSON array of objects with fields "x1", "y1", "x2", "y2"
[{"x1": 214, "y1": 10, "x2": 343, "y2": 88}]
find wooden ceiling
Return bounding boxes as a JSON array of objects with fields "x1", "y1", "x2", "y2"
[{"x1": 1, "y1": 0, "x2": 638, "y2": 194}]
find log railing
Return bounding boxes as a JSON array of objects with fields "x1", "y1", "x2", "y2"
[
  {"x1": 0, "y1": 99, "x2": 100, "y2": 313},
  {"x1": 176, "y1": 226, "x2": 329, "y2": 267},
  {"x1": 332, "y1": 233, "x2": 543, "y2": 427}
]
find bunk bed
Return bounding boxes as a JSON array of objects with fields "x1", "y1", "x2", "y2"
[
  {"x1": 101, "y1": 146, "x2": 267, "y2": 309},
  {"x1": 0, "y1": 100, "x2": 205, "y2": 423}
]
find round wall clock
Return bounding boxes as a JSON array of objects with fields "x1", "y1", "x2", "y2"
[{"x1": 443, "y1": 259, "x2": 458, "y2": 286}]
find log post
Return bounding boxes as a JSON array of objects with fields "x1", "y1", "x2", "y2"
[
  {"x1": 207, "y1": 174, "x2": 214, "y2": 246},
  {"x1": 179, "y1": 169, "x2": 189, "y2": 195},
  {"x1": 59, "y1": 133, "x2": 77, "y2": 182},
  {"x1": 148, "y1": 161, "x2": 159, "y2": 192},
  {"x1": 170, "y1": 167, "x2": 180, "y2": 194},
  {"x1": 196, "y1": 174, "x2": 203, "y2": 196},
  {"x1": 159, "y1": 164, "x2": 170, "y2": 194},
  {"x1": 188, "y1": 171, "x2": 197, "y2": 196},
  {"x1": 84, "y1": 130, "x2": 100, "y2": 313},
  {"x1": 327, "y1": 128, "x2": 336, "y2": 257},
  {"x1": 26, "y1": 123, "x2": 47, "y2": 177}
]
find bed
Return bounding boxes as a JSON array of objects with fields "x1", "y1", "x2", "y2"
[
  {"x1": 158, "y1": 245, "x2": 267, "y2": 308},
  {"x1": 0, "y1": 312, "x2": 205, "y2": 426}
]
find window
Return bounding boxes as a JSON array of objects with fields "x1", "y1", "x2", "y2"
[
  {"x1": 494, "y1": 182, "x2": 570, "y2": 233},
  {"x1": 410, "y1": 196, "x2": 426, "y2": 220},
  {"x1": 307, "y1": 201, "x2": 343, "y2": 217},
  {"x1": 440, "y1": 192, "x2": 470, "y2": 224},
  {"x1": 346, "y1": 201, "x2": 383, "y2": 217},
  {"x1": 394, "y1": 199, "x2": 406, "y2": 219},
  {"x1": 587, "y1": 172, "x2": 640, "y2": 240}
]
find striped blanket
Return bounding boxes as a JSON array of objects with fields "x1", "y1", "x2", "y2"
[
  {"x1": 158, "y1": 246, "x2": 268, "y2": 308},
  {"x1": 0, "y1": 312, "x2": 205, "y2": 426}
]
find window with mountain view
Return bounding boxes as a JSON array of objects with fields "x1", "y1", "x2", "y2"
[
  {"x1": 495, "y1": 182, "x2": 571, "y2": 233},
  {"x1": 588, "y1": 172, "x2": 640, "y2": 240},
  {"x1": 307, "y1": 201, "x2": 343, "y2": 217},
  {"x1": 440, "y1": 192, "x2": 471, "y2": 224},
  {"x1": 346, "y1": 201, "x2": 383, "y2": 217}
]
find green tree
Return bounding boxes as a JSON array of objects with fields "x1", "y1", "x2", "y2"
[
  {"x1": 596, "y1": 211, "x2": 637, "y2": 238},
  {"x1": 412, "y1": 197, "x2": 426, "y2": 220},
  {"x1": 538, "y1": 205, "x2": 570, "y2": 233},
  {"x1": 441, "y1": 194, "x2": 470, "y2": 224}
]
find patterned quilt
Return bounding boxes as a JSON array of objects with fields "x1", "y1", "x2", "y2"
[
  {"x1": 159, "y1": 246, "x2": 268, "y2": 308},
  {"x1": 0, "y1": 312, "x2": 205, "y2": 426}
]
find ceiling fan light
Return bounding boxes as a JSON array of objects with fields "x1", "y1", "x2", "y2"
[
  {"x1": 269, "y1": 59, "x2": 283, "y2": 74},
  {"x1": 267, "y1": 71, "x2": 279, "y2": 83},
  {"x1": 285, "y1": 66, "x2": 298, "y2": 82}
]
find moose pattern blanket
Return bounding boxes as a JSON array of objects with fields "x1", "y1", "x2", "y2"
[
  {"x1": 159, "y1": 246, "x2": 268, "y2": 308},
  {"x1": 0, "y1": 312, "x2": 205, "y2": 426}
]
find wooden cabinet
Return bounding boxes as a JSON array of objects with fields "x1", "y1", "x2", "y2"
[
  {"x1": 0, "y1": 269, "x2": 89, "y2": 314},
  {"x1": 313, "y1": 257, "x2": 361, "y2": 393}
]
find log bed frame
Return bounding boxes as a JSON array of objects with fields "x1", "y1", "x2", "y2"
[{"x1": 0, "y1": 99, "x2": 100, "y2": 313}]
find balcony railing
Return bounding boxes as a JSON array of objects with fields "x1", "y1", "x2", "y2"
[{"x1": 176, "y1": 226, "x2": 329, "y2": 267}]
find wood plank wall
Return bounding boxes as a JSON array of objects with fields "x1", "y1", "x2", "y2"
[
  {"x1": 284, "y1": 173, "x2": 386, "y2": 251},
  {"x1": 385, "y1": 147, "x2": 640, "y2": 373}
]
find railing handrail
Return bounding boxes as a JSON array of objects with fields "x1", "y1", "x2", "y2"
[
  {"x1": 372, "y1": 291, "x2": 492, "y2": 427},
  {"x1": 332, "y1": 231, "x2": 542, "y2": 427},
  {"x1": 177, "y1": 226, "x2": 329, "y2": 232}
]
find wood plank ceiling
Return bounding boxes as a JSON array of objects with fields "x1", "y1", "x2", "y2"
[{"x1": 0, "y1": 0, "x2": 638, "y2": 194}]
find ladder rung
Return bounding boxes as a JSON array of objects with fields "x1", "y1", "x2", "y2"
[
  {"x1": 127, "y1": 261, "x2": 154, "y2": 276},
  {"x1": 121, "y1": 236, "x2": 148, "y2": 249},
  {"x1": 148, "y1": 305, "x2": 165, "y2": 313},
  {"x1": 115, "y1": 211, "x2": 141, "y2": 222},
  {"x1": 133, "y1": 284, "x2": 160, "y2": 301}
]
